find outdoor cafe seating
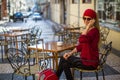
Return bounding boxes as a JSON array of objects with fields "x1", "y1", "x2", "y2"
[
  {"x1": 54, "y1": 24, "x2": 81, "y2": 44},
  {"x1": 6, "y1": 48, "x2": 39, "y2": 80},
  {"x1": 100, "y1": 26, "x2": 110, "y2": 45},
  {"x1": 0, "y1": 25, "x2": 54, "y2": 79},
  {"x1": 0, "y1": 23, "x2": 113, "y2": 80}
]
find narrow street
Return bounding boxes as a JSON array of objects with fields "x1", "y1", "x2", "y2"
[{"x1": 3, "y1": 18, "x2": 57, "y2": 42}]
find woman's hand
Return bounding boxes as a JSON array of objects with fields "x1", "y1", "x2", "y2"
[
  {"x1": 63, "y1": 48, "x2": 77, "y2": 60},
  {"x1": 82, "y1": 19, "x2": 95, "y2": 35},
  {"x1": 86, "y1": 19, "x2": 95, "y2": 29},
  {"x1": 63, "y1": 52, "x2": 71, "y2": 60}
]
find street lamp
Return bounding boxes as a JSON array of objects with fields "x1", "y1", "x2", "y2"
[
  {"x1": 0, "y1": 0, "x2": 1, "y2": 4},
  {"x1": 0, "y1": 0, "x2": 1, "y2": 20},
  {"x1": 7, "y1": 0, "x2": 10, "y2": 22},
  {"x1": 19, "y1": 1, "x2": 21, "y2": 11}
]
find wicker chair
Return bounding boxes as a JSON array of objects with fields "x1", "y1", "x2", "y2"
[{"x1": 73, "y1": 41, "x2": 112, "y2": 80}]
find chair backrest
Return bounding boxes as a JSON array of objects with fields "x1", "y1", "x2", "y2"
[
  {"x1": 100, "y1": 27, "x2": 110, "y2": 44},
  {"x1": 6, "y1": 48, "x2": 29, "y2": 74},
  {"x1": 99, "y1": 41, "x2": 112, "y2": 67},
  {"x1": 29, "y1": 25, "x2": 42, "y2": 40},
  {"x1": 36, "y1": 28, "x2": 42, "y2": 39},
  {"x1": 28, "y1": 38, "x2": 49, "y2": 70}
]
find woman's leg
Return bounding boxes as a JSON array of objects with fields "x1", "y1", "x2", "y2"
[
  {"x1": 56, "y1": 56, "x2": 64, "y2": 78},
  {"x1": 56, "y1": 56, "x2": 81, "y2": 80},
  {"x1": 56, "y1": 56, "x2": 74, "y2": 80}
]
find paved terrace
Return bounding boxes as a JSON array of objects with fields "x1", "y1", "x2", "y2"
[{"x1": 0, "y1": 20, "x2": 120, "y2": 80}]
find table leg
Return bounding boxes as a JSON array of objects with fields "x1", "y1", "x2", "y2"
[{"x1": 54, "y1": 52, "x2": 58, "y2": 70}]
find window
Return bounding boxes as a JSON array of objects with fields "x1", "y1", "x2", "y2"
[
  {"x1": 55, "y1": 0, "x2": 60, "y2": 4},
  {"x1": 82, "y1": 0, "x2": 91, "y2": 3},
  {"x1": 97, "y1": 0, "x2": 120, "y2": 31},
  {"x1": 72, "y1": 0, "x2": 79, "y2": 4}
]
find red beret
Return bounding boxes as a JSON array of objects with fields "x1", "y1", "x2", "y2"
[{"x1": 83, "y1": 9, "x2": 96, "y2": 19}]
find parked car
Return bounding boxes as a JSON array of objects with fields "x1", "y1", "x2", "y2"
[
  {"x1": 13, "y1": 12, "x2": 24, "y2": 22},
  {"x1": 22, "y1": 11, "x2": 32, "y2": 18},
  {"x1": 22, "y1": 12, "x2": 29, "y2": 18},
  {"x1": 32, "y1": 12, "x2": 42, "y2": 20}
]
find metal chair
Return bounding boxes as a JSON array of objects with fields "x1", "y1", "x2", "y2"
[
  {"x1": 21, "y1": 38, "x2": 54, "y2": 69},
  {"x1": 53, "y1": 24, "x2": 65, "y2": 41},
  {"x1": 21, "y1": 25, "x2": 42, "y2": 50},
  {"x1": 6, "y1": 48, "x2": 39, "y2": 80},
  {"x1": 0, "y1": 32, "x2": 12, "y2": 62},
  {"x1": 100, "y1": 27, "x2": 110, "y2": 45},
  {"x1": 28, "y1": 38, "x2": 54, "y2": 69},
  {"x1": 73, "y1": 41, "x2": 112, "y2": 80},
  {"x1": 29, "y1": 25, "x2": 42, "y2": 40},
  {"x1": 0, "y1": 37, "x2": 6, "y2": 62}
]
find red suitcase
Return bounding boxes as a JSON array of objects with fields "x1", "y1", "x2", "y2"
[{"x1": 37, "y1": 69, "x2": 58, "y2": 80}]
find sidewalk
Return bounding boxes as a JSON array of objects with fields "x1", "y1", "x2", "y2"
[{"x1": 0, "y1": 20, "x2": 8, "y2": 26}]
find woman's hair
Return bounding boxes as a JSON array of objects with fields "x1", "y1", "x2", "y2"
[
  {"x1": 94, "y1": 13, "x2": 101, "y2": 48},
  {"x1": 94, "y1": 13, "x2": 100, "y2": 31}
]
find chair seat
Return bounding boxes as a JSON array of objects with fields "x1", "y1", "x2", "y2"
[
  {"x1": 74, "y1": 65, "x2": 102, "y2": 72},
  {"x1": 30, "y1": 64, "x2": 40, "y2": 74}
]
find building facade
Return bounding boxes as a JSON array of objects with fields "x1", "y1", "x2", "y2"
[
  {"x1": 50, "y1": 0, "x2": 96, "y2": 26},
  {"x1": 0, "y1": 0, "x2": 7, "y2": 20},
  {"x1": 49, "y1": 0, "x2": 120, "y2": 51},
  {"x1": 0, "y1": 0, "x2": 2, "y2": 19},
  {"x1": 0, "y1": 0, "x2": 29, "y2": 20},
  {"x1": 97, "y1": 0, "x2": 120, "y2": 29},
  {"x1": 0, "y1": 0, "x2": 120, "y2": 51}
]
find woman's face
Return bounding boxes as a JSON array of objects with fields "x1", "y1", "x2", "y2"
[{"x1": 83, "y1": 16, "x2": 92, "y2": 26}]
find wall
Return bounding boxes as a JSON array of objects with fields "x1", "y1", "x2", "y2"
[
  {"x1": 51, "y1": 4, "x2": 60, "y2": 23},
  {"x1": 69, "y1": 4, "x2": 78, "y2": 24},
  {"x1": 50, "y1": 0, "x2": 95, "y2": 26},
  {"x1": 107, "y1": 30, "x2": 120, "y2": 51},
  {"x1": 69, "y1": 0, "x2": 95, "y2": 26},
  {"x1": 1, "y1": 0, "x2": 7, "y2": 17}
]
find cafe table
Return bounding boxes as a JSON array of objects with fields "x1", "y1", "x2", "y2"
[
  {"x1": 10, "y1": 27, "x2": 30, "y2": 32},
  {"x1": 12, "y1": 28, "x2": 30, "y2": 32},
  {"x1": 0, "y1": 31, "x2": 30, "y2": 54},
  {"x1": 28, "y1": 41, "x2": 76, "y2": 70}
]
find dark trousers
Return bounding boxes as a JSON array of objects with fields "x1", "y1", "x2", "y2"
[{"x1": 56, "y1": 56, "x2": 84, "y2": 80}]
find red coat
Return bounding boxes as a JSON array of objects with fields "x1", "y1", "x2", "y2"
[{"x1": 76, "y1": 28, "x2": 100, "y2": 68}]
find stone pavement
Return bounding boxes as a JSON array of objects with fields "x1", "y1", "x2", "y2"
[{"x1": 0, "y1": 19, "x2": 120, "y2": 80}]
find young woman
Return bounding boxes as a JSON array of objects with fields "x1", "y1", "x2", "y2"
[{"x1": 56, "y1": 9, "x2": 100, "y2": 80}]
